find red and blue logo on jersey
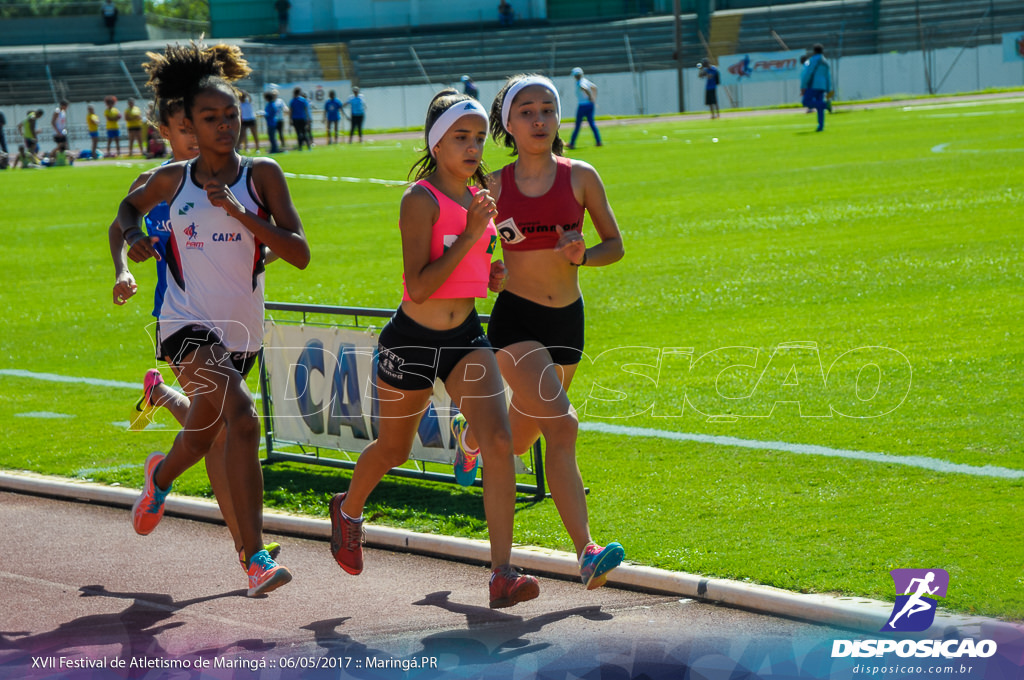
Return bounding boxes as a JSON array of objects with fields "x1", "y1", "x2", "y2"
[{"x1": 184, "y1": 223, "x2": 204, "y2": 250}]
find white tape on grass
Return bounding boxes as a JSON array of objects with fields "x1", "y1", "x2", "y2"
[
  {"x1": 0, "y1": 369, "x2": 257, "y2": 400},
  {"x1": 5, "y1": 368, "x2": 1020, "y2": 480},
  {"x1": 282, "y1": 172, "x2": 403, "y2": 186},
  {"x1": 579, "y1": 422, "x2": 1024, "y2": 480}
]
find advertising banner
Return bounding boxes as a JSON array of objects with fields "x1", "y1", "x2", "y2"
[
  {"x1": 717, "y1": 50, "x2": 806, "y2": 86},
  {"x1": 1003, "y1": 31, "x2": 1024, "y2": 62},
  {"x1": 263, "y1": 321, "x2": 457, "y2": 466}
]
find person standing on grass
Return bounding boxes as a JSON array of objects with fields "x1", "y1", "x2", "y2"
[
  {"x1": 568, "y1": 67, "x2": 601, "y2": 150},
  {"x1": 328, "y1": 90, "x2": 540, "y2": 610},
  {"x1": 698, "y1": 59, "x2": 720, "y2": 119},
  {"x1": 343, "y1": 86, "x2": 366, "y2": 143},
  {"x1": 271, "y1": 89, "x2": 288, "y2": 150},
  {"x1": 454, "y1": 74, "x2": 625, "y2": 591},
  {"x1": 22, "y1": 108, "x2": 44, "y2": 155},
  {"x1": 289, "y1": 86, "x2": 312, "y2": 150},
  {"x1": 324, "y1": 89, "x2": 343, "y2": 144},
  {"x1": 0, "y1": 109, "x2": 7, "y2": 154},
  {"x1": 86, "y1": 105, "x2": 100, "y2": 158},
  {"x1": 238, "y1": 92, "x2": 260, "y2": 152},
  {"x1": 51, "y1": 100, "x2": 69, "y2": 148},
  {"x1": 104, "y1": 95, "x2": 122, "y2": 157},
  {"x1": 107, "y1": 45, "x2": 284, "y2": 575},
  {"x1": 263, "y1": 91, "x2": 280, "y2": 154},
  {"x1": 125, "y1": 98, "x2": 145, "y2": 157},
  {"x1": 800, "y1": 43, "x2": 833, "y2": 132},
  {"x1": 116, "y1": 41, "x2": 309, "y2": 597}
]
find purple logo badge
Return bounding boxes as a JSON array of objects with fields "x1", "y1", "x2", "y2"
[{"x1": 882, "y1": 568, "x2": 949, "y2": 632}]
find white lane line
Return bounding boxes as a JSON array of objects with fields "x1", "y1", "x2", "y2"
[
  {"x1": 578, "y1": 422, "x2": 1024, "y2": 480},
  {"x1": 15, "y1": 411, "x2": 76, "y2": 419},
  {"x1": 5, "y1": 369, "x2": 1019, "y2": 479},
  {"x1": 282, "y1": 172, "x2": 404, "y2": 185},
  {"x1": 0, "y1": 369, "x2": 258, "y2": 400}
]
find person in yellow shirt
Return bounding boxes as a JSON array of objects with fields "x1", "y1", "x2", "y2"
[
  {"x1": 87, "y1": 105, "x2": 101, "y2": 159},
  {"x1": 104, "y1": 94, "x2": 122, "y2": 158},
  {"x1": 124, "y1": 98, "x2": 144, "y2": 157}
]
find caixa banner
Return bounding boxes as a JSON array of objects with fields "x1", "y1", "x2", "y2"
[
  {"x1": 263, "y1": 321, "x2": 459, "y2": 466},
  {"x1": 718, "y1": 50, "x2": 805, "y2": 87}
]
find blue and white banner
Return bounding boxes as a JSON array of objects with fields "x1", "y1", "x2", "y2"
[
  {"x1": 264, "y1": 321, "x2": 457, "y2": 465},
  {"x1": 718, "y1": 50, "x2": 805, "y2": 86},
  {"x1": 1003, "y1": 31, "x2": 1024, "y2": 62},
  {"x1": 263, "y1": 320, "x2": 529, "y2": 472}
]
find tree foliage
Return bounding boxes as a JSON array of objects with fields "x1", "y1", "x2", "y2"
[{"x1": 145, "y1": 0, "x2": 209, "y2": 22}]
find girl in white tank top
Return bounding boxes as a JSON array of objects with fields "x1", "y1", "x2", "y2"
[{"x1": 115, "y1": 42, "x2": 309, "y2": 597}]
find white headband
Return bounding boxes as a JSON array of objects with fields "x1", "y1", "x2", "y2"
[
  {"x1": 501, "y1": 76, "x2": 561, "y2": 132},
  {"x1": 427, "y1": 99, "x2": 489, "y2": 157}
]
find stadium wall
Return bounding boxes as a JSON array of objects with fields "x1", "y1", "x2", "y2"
[
  {"x1": 5, "y1": 43, "x2": 1021, "y2": 155},
  {"x1": 343, "y1": 42, "x2": 1024, "y2": 128},
  {"x1": 283, "y1": 0, "x2": 547, "y2": 33}
]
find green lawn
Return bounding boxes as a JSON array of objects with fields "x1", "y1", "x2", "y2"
[{"x1": 1, "y1": 97, "x2": 1021, "y2": 619}]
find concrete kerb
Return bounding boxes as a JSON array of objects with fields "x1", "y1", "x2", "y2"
[{"x1": 0, "y1": 469, "x2": 1013, "y2": 641}]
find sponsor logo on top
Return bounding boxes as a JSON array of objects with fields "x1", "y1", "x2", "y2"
[{"x1": 184, "y1": 223, "x2": 204, "y2": 250}]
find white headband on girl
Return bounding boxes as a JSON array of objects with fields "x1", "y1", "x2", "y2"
[
  {"x1": 427, "y1": 99, "x2": 489, "y2": 157},
  {"x1": 501, "y1": 76, "x2": 561, "y2": 132}
]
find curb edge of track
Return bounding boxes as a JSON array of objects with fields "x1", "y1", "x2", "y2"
[{"x1": 1, "y1": 469, "x2": 1016, "y2": 641}]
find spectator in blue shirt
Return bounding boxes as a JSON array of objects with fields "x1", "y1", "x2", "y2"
[
  {"x1": 460, "y1": 75, "x2": 479, "y2": 100},
  {"x1": 289, "y1": 87, "x2": 312, "y2": 150},
  {"x1": 263, "y1": 91, "x2": 280, "y2": 153},
  {"x1": 343, "y1": 87, "x2": 367, "y2": 144},
  {"x1": 698, "y1": 59, "x2": 720, "y2": 119},
  {"x1": 800, "y1": 44, "x2": 833, "y2": 132},
  {"x1": 323, "y1": 90, "x2": 344, "y2": 144}
]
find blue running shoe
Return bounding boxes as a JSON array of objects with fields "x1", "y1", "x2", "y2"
[
  {"x1": 579, "y1": 541, "x2": 625, "y2": 590},
  {"x1": 451, "y1": 413, "x2": 480, "y2": 487}
]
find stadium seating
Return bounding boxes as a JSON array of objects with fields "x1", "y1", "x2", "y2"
[{"x1": 1, "y1": 0, "x2": 1020, "y2": 107}]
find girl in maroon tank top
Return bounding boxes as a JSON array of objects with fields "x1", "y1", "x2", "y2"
[{"x1": 457, "y1": 73, "x2": 628, "y2": 590}]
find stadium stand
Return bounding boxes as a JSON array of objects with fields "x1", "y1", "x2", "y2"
[
  {"x1": 1, "y1": 0, "x2": 1020, "y2": 106},
  {"x1": 0, "y1": 41, "x2": 323, "y2": 108}
]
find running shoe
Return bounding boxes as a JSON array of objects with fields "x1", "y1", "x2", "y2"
[
  {"x1": 579, "y1": 541, "x2": 625, "y2": 590},
  {"x1": 131, "y1": 452, "x2": 170, "y2": 535},
  {"x1": 489, "y1": 565, "x2": 540, "y2": 609},
  {"x1": 246, "y1": 549, "x2": 292, "y2": 597},
  {"x1": 450, "y1": 412, "x2": 480, "y2": 487},
  {"x1": 129, "y1": 369, "x2": 164, "y2": 431},
  {"x1": 238, "y1": 542, "x2": 281, "y2": 572},
  {"x1": 329, "y1": 492, "x2": 365, "y2": 575}
]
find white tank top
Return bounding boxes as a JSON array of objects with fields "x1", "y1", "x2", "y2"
[{"x1": 161, "y1": 156, "x2": 267, "y2": 354}]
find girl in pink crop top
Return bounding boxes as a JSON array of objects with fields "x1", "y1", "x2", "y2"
[
  {"x1": 402, "y1": 179, "x2": 497, "y2": 300},
  {"x1": 330, "y1": 90, "x2": 540, "y2": 609}
]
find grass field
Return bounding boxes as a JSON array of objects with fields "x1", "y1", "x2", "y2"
[{"x1": 1, "y1": 96, "x2": 1021, "y2": 620}]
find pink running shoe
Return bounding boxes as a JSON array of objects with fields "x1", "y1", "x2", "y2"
[
  {"x1": 129, "y1": 369, "x2": 164, "y2": 431},
  {"x1": 131, "y1": 452, "x2": 170, "y2": 535}
]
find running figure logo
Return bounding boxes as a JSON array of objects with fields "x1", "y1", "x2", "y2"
[{"x1": 882, "y1": 568, "x2": 949, "y2": 632}]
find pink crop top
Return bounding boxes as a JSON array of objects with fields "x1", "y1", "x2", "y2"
[
  {"x1": 402, "y1": 180, "x2": 498, "y2": 301},
  {"x1": 495, "y1": 155, "x2": 585, "y2": 251}
]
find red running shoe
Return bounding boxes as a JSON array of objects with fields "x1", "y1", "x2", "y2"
[
  {"x1": 489, "y1": 565, "x2": 540, "y2": 609},
  {"x1": 329, "y1": 493, "x2": 365, "y2": 575}
]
